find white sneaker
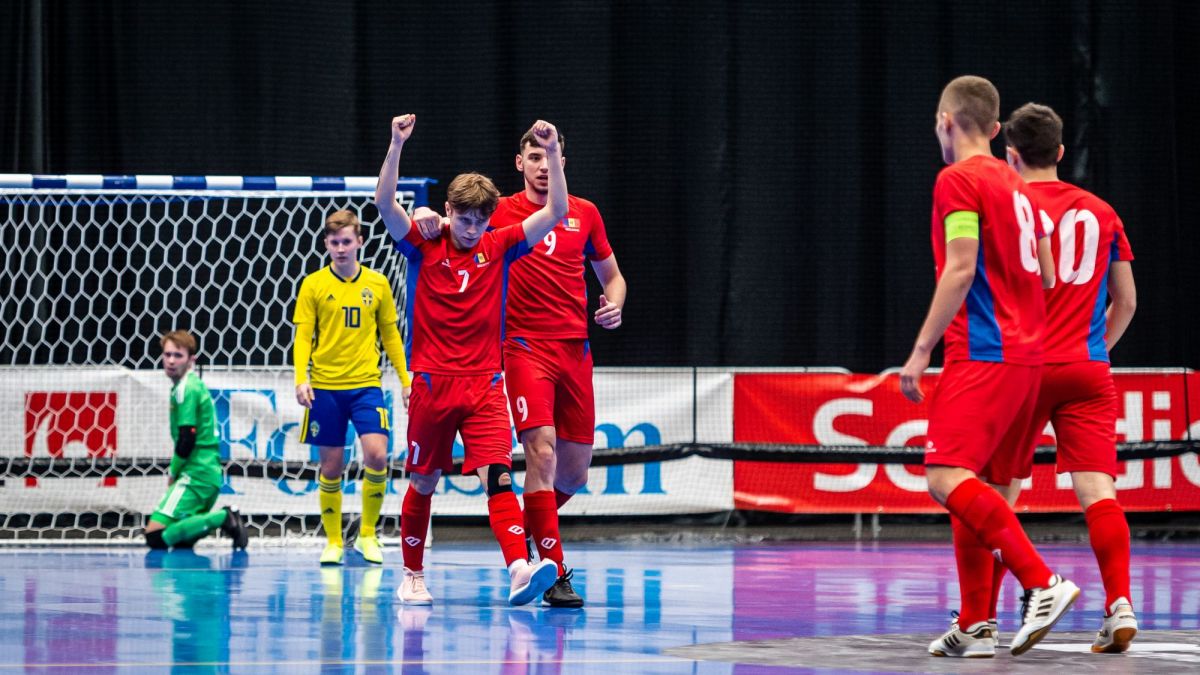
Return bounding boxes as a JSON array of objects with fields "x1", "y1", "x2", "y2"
[
  {"x1": 988, "y1": 618, "x2": 1000, "y2": 649},
  {"x1": 397, "y1": 567, "x2": 433, "y2": 606},
  {"x1": 1092, "y1": 597, "x2": 1138, "y2": 653},
  {"x1": 508, "y1": 559, "x2": 558, "y2": 606},
  {"x1": 1010, "y1": 575, "x2": 1080, "y2": 656},
  {"x1": 928, "y1": 618, "x2": 995, "y2": 658}
]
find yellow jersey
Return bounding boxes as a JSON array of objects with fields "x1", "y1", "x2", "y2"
[{"x1": 293, "y1": 265, "x2": 401, "y2": 389}]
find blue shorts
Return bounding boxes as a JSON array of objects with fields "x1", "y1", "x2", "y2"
[{"x1": 299, "y1": 387, "x2": 390, "y2": 448}]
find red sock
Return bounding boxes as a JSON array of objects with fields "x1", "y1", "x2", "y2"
[
  {"x1": 555, "y1": 488, "x2": 573, "y2": 509},
  {"x1": 988, "y1": 559, "x2": 1006, "y2": 620},
  {"x1": 488, "y1": 492, "x2": 530, "y2": 567},
  {"x1": 944, "y1": 478, "x2": 1053, "y2": 590},
  {"x1": 524, "y1": 490, "x2": 565, "y2": 574},
  {"x1": 401, "y1": 486, "x2": 432, "y2": 571},
  {"x1": 1085, "y1": 498, "x2": 1132, "y2": 610},
  {"x1": 951, "y1": 515, "x2": 994, "y2": 628}
]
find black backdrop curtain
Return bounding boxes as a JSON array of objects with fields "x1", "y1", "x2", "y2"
[{"x1": 3, "y1": 0, "x2": 1197, "y2": 370}]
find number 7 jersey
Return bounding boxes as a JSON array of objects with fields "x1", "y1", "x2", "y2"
[
  {"x1": 1025, "y1": 180, "x2": 1134, "y2": 363},
  {"x1": 931, "y1": 155, "x2": 1046, "y2": 365}
]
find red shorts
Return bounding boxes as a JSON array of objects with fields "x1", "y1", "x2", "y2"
[
  {"x1": 405, "y1": 372, "x2": 513, "y2": 476},
  {"x1": 503, "y1": 337, "x2": 595, "y2": 444},
  {"x1": 925, "y1": 360, "x2": 1042, "y2": 485},
  {"x1": 1012, "y1": 360, "x2": 1118, "y2": 479}
]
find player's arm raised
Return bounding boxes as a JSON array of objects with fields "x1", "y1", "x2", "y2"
[
  {"x1": 900, "y1": 236, "x2": 978, "y2": 403},
  {"x1": 519, "y1": 120, "x2": 569, "y2": 246},
  {"x1": 374, "y1": 114, "x2": 417, "y2": 242},
  {"x1": 1105, "y1": 261, "x2": 1136, "y2": 352}
]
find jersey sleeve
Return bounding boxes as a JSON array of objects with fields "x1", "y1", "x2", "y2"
[
  {"x1": 292, "y1": 276, "x2": 316, "y2": 325},
  {"x1": 497, "y1": 221, "x2": 533, "y2": 264},
  {"x1": 584, "y1": 203, "x2": 614, "y2": 261},
  {"x1": 377, "y1": 277, "x2": 400, "y2": 325},
  {"x1": 932, "y1": 166, "x2": 980, "y2": 225},
  {"x1": 395, "y1": 227, "x2": 434, "y2": 259},
  {"x1": 1112, "y1": 215, "x2": 1134, "y2": 261}
]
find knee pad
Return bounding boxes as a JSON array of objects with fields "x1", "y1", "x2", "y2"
[
  {"x1": 485, "y1": 464, "x2": 513, "y2": 496},
  {"x1": 145, "y1": 529, "x2": 167, "y2": 550}
]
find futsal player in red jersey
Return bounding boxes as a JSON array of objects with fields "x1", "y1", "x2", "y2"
[
  {"x1": 374, "y1": 114, "x2": 567, "y2": 607},
  {"x1": 410, "y1": 129, "x2": 627, "y2": 607},
  {"x1": 1003, "y1": 102, "x2": 1138, "y2": 653},
  {"x1": 899, "y1": 75, "x2": 1079, "y2": 658}
]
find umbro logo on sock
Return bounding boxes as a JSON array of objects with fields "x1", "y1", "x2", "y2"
[
  {"x1": 404, "y1": 536, "x2": 422, "y2": 547},
  {"x1": 508, "y1": 525, "x2": 525, "y2": 536},
  {"x1": 540, "y1": 537, "x2": 558, "y2": 549}
]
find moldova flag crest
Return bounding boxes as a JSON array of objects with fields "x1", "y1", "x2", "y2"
[
  {"x1": 474, "y1": 251, "x2": 489, "y2": 264},
  {"x1": 563, "y1": 217, "x2": 581, "y2": 232}
]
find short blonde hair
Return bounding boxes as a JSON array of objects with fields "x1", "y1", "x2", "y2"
[
  {"x1": 939, "y1": 75, "x2": 1000, "y2": 136},
  {"x1": 324, "y1": 209, "x2": 361, "y2": 237},
  {"x1": 446, "y1": 173, "x2": 501, "y2": 217}
]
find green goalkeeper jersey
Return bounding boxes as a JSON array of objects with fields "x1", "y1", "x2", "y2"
[{"x1": 169, "y1": 371, "x2": 222, "y2": 486}]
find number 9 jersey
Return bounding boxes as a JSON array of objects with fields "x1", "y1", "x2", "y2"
[{"x1": 932, "y1": 155, "x2": 1047, "y2": 365}]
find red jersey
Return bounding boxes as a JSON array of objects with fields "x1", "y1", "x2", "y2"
[
  {"x1": 490, "y1": 192, "x2": 614, "y2": 339},
  {"x1": 395, "y1": 225, "x2": 530, "y2": 375},
  {"x1": 931, "y1": 155, "x2": 1046, "y2": 365},
  {"x1": 1026, "y1": 181, "x2": 1134, "y2": 363}
]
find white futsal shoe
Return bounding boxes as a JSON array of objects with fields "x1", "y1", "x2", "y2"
[
  {"x1": 928, "y1": 618, "x2": 996, "y2": 658},
  {"x1": 1092, "y1": 597, "x2": 1138, "y2": 653},
  {"x1": 398, "y1": 567, "x2": 433, "y2": 606},
  {"x1": 988, "y1": 618, "x2": 1000, "y2": 648},
  {"x1": 508, "y1": 559, "x2": 558, "y2": 606},
  {"x1": 1010, "y1": 575, "x2": 1080, "y2": 655}
]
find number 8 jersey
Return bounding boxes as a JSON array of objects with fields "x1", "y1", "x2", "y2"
[
  {"x1": 932, "y1": 155, "x2": 1047, "y2": 365},
  {"x1": 1025, "y1": 181, "x2": 1134, "y2": 363}
]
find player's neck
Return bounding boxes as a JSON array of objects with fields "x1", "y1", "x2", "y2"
[
  {"x1": 331, "y1": 260, "x2": 360, "y2": 280},
  {"x1": 523, "y1": 184, "x2": 549, "y2": 206},
  {"x1": 1020, "y1": 166, "x2": 1060, "y2": 183},
  {"x1": 951, "y1": 134, "x2": 994, "y2": 163}
]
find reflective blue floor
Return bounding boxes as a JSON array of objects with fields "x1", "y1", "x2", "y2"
[{"x1": 2, "y1": 541, "x2": 1198, "y2": 673}]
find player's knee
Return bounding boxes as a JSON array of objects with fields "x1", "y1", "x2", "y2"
[
  {"x1": 408, "y1": 470, "x2": 440, "y2": 495},
  {"x1": 484, "y1": 464, "x2": 513, "y2": 496},
  {"x1": 145, "y1": 529, "x2": 168, "y2": 550},
  {"x1": 556, "y1": 471, "x2": 588, "y2": 495}
]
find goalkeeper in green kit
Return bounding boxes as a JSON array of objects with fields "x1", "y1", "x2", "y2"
[{"x1": 144, "y1": 330, "x2": 248, "y2": 550}]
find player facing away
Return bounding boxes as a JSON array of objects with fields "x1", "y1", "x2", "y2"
[
  {"x1": 899, "y1": 75, "x2": 1079, "y2": 658},
  {"x1": 375, "y1": 114, "x2": 566, "y2": 606},
  {"x1": 1003, "y1": 102, "x2": 1139, "y2": 653},
  {"x1": 292, "y1": 209, "x2": 413, "y2": 567},
  {"x1": 412, "y1": 129, "x2": 628, "y2": 607},
  {"x1": 144, "y1": 330, "x2": 248, "y2": 551}
]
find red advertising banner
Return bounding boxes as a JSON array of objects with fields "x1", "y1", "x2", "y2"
[{"x1": 733, "y1": 370, "x2": 1200, "y2": 513}]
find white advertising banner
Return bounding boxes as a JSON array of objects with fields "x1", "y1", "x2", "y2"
[{"x1": 0, "y1": 367, "x2": 734, "y2": 517}]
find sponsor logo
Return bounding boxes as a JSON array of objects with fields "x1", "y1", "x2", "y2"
[
  {"x1": 540, "y1": 537, "x2": 558, "y2": 549},
  {"x1": 507, "y1": 525, "x2": 525, "y2": 536},
  {"x1": 404, "y1": 536, "x2": 422, "y2": 547},
  {"x1": 326, "y1": 294, "x2": 336, "y2": 302},
  {"x1": 925, "y1": 440, "x2": 936, "y2": 453}
]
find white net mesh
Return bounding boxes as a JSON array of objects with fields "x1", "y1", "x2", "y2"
[{"x1": 0, "y1": 186, "x2": 417, "y2": 543}]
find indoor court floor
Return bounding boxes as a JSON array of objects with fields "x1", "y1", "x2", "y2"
[{"x1": 2, "y1": 541, "x2": 1197, "y2": 673}]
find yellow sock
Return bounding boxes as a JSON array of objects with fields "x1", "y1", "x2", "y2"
[
  {"x1": 318, "y1": 474, "x2": 343, "y2": 546},
  {"x1": 360, "y1": 466, "x2": 388, "y2": 538}
]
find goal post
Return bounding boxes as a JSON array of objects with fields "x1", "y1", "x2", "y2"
[{"x1": 0, "y1": 174, "x2": 433, "y2": 543}]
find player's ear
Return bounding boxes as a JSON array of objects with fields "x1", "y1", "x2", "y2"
[
  {"x1": 988, "y1": 120, "x2": 1001, "y2": 140},
  {"x1": 444, "y1": 202, "x2": 454, "y2": 219},
  {"x1": 1056, "y1": 145, "x2": 1065, "y2": 163},
  {"x1": 1005, "y1": 146, "x2": 1020, "y2": 168},
  {"x1": 560, "y1": 155, "x2": 566, "y2": 169},
  {"x1": 515, "y1": 154, "x2": 523, "y2": 172}
]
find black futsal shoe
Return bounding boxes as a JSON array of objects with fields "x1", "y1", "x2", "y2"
[
  {"x1": 221, "y1": 506, "x2": 250, "y2": 550},
  {"x1": 542, "y1": 568, "x2": 584, "y2": 608}
]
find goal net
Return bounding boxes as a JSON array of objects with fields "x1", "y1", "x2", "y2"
[{"x1": 0, "y1": 175, "x2": 432, "y2": 543}]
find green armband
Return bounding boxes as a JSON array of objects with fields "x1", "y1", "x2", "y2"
[{"x1": 945, "y1": 211, "x2": 980, "y2": 242}]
